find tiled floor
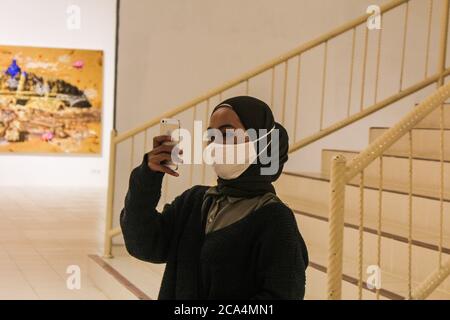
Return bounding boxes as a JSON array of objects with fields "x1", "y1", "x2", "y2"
[{"x1": 0, "y1": 186, "x2": 109, "y2": 299}]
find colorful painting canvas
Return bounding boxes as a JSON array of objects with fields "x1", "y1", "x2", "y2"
[{"x1": 0, "y1": 45, "x2": 103, "y2": 154}]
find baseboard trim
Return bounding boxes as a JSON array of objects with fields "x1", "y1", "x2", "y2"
[
  {"x1": 88, "y1": 254, "x2": 152, "y2": 300},
  {"x1": 308, "y1": 261, "x2": 404, "y2": 300}
]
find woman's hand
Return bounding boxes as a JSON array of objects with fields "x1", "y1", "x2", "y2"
[{"x1": 146, "y1": 135, "x2": 182, "y2": 177}]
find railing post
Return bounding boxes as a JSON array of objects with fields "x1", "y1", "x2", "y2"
[
  {"x1": 327, "y1": 154, "x2": 347, "y2": 300},
  {"x1": 437, "y1": 0, "x2": 449, "y2": 270},
  {"x1": 437, "y1": 0, "x2": 449, "y2": 86},
  {"x1": 104, "y1": 129, "x2": 117, "y2": 258}
]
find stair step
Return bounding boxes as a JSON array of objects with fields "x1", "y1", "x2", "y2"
[
  {"x1": 306, "y1": 260, "x2": 391, "y2": 300},
  {"x1": 93, "y1": 172, "x2": 450, "y2": 299},
  {"x1": 87, "y1": 254, "x2": 142, "y2": 300},
  {"x1": 369, "y1": 127, "x2": 450, "y2": 161},
  {"x1": 88, "y1": 253, "x2": 164, "y2": 300},
  {"x1": 282, "y1": 193, "x2": 450, "y2": 253},
  {"x1": 89, "y1": 248, "x2": 353, "y2": 300},
  {"x1": 90, "y1": 247, "x2": 396, "y2": 300},
  {"x1": 275, "y1": 172, "x2": 450, "y2": 248},
  {"x1": 91, "y1": 215, "x2": 450, "y2": 300},
  {"x1": 414, "y1": 103, "x2": 450, "y2": 129},
  {"x1": 293, "y1": 213, "x2": 450, "y2": 299},
  {"x1": 321, "y1": 149, "x2": 450, "y2": 197}
]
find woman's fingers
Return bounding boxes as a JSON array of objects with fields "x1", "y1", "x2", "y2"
[
  {"x1": 157, "y1": 152, "x2": 183, "y2": 165},
  {"x1": 152, "y1": 153, "x2": 173, "y2": 163},
  {"x1": 149, "y1": 160, "x2": 179, "y2": 176},
  {"x1": 147, "y1": 152, "x2": 181, "y2": 176},
  {"x1": 150, "y1": 142, "x2": 183, "y2": 163},
  {"x1": 147, "y1": 135, "x2": 183, "y2": 176},
  {"x1": 155, "y1": 164, "x2": 179, "y2": 177},
  {"x1": 153, "y1": 135, "x2": 172, "y2": 147},
  {"x1": 149, "y1": 144, "x2": 183, "y2": 165},
  {"x1": 150, "y1": 144, "x2": 182, "y2": 156}
]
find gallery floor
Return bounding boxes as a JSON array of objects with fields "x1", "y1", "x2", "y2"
[{"x1": 0, "y1": 185, "x2": 108, "y2": 299}]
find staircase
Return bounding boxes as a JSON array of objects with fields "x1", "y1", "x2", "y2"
[
  {"x1": 93, "y1": 0, "x2": 450, "y2": 299},
  {"x1": 275, "y1": 103, "x2": 450, "y2": 300}
]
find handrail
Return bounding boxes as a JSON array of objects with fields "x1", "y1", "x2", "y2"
[
  {"x1": 114, "y1": 0, "x2": 409, "y2": 144},
  {"x1": 346, "y1": 82, "x2": 450, "y2": 180},
  {"x1": 288, "y1": 67, "x2": 450, "y2": 153},
  {"x1": 411, "y1": 259, "x2": 450, "y2": 299},
  {"x1": 328, "y1": 81, "x2": 450, "y2": 300},
  {"x1": 326, "y1": 0, "x2": 450, "y2": 300}
]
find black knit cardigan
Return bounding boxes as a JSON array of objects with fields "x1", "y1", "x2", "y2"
[{"x1": 120, "y1": 154, "x2": 309, "y2": 299}]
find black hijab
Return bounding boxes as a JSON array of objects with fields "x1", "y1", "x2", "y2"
[{"x1": 210, "y1": 96, "x2": 289, "y2": 198}]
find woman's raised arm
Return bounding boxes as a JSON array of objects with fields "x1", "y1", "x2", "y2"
[{"x1": 120, "y1": 135, "x2": 183, "y2": 263}]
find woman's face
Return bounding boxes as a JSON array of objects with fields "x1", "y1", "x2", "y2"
[{"x1": 207, "y1": 106, "x2": 249, "y2": 144}]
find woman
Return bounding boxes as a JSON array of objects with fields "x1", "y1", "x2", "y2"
[{"x1": 120, "y1": 96, "x2": 309, "y2": 299}]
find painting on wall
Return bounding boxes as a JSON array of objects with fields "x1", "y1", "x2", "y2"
[{"x1": 0, "y1": 45, "x2": 103, "y2": 155}]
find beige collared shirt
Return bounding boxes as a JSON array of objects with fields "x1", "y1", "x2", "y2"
[{"x1": 202, "y1": 186, "x2": 281, "y2": 234}]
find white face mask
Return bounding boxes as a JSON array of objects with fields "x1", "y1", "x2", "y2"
[{"x1": 208, "y1": 126, "x2": 275, "y2": 180}]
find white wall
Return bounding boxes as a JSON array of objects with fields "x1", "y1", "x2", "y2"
[
  {"x1": 0, "y1": 0, "x2": 117, "y2": 187},
  {"x1": 117, "y1": 0, "x2": 391, "y2": 133}
]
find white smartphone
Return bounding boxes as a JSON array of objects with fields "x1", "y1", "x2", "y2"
[{"x1": 160, "y1": 118, "x2": 180, "y2": 171}]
